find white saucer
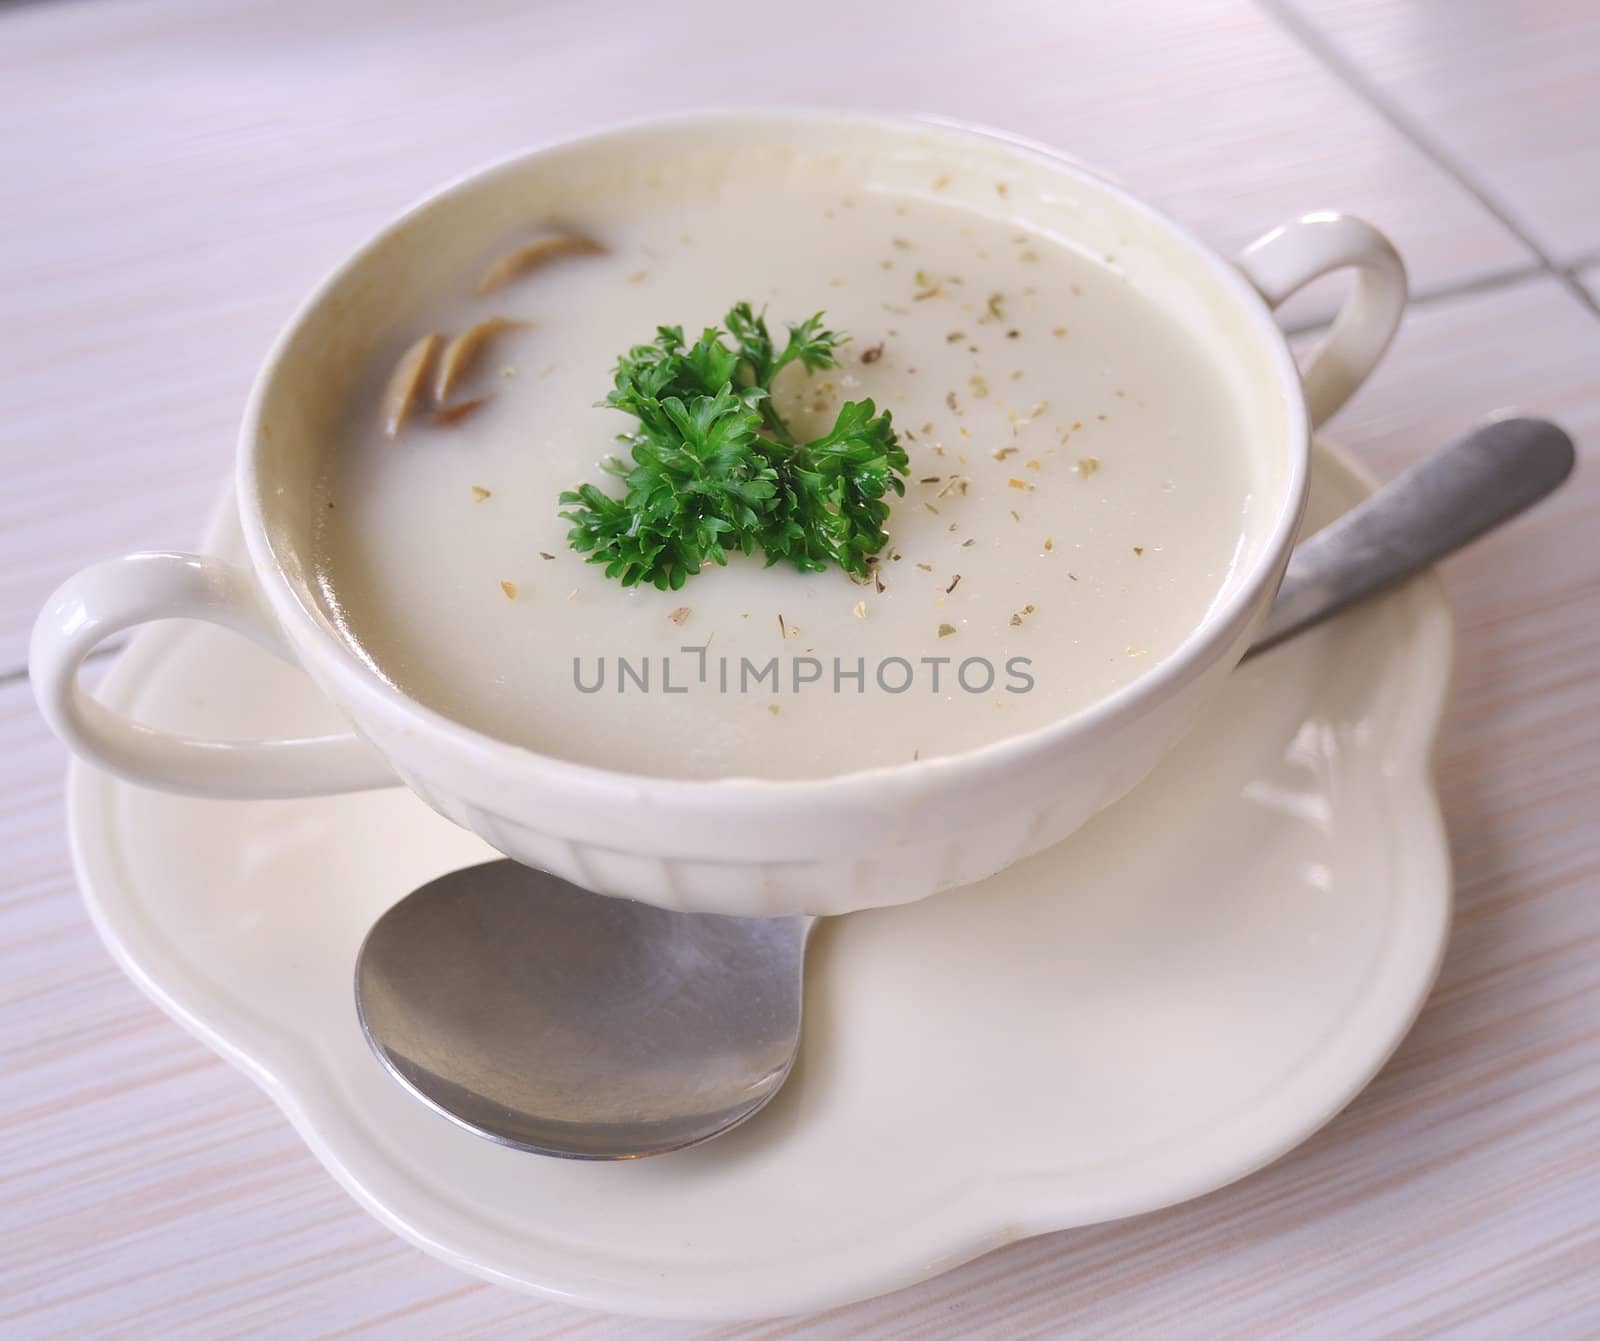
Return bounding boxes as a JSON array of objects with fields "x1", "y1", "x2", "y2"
[{"x1": 69, "y1": 440, "x2": 1452, "y2": 1321}]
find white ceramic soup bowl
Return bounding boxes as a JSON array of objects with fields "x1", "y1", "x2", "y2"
[{"x1": 31, "y1": 110, "x2": 1405, "y2": 917}]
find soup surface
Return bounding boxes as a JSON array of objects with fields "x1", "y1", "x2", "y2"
[{"x1": 313, "y1": 170, "x2": 1256, "y2": 779}]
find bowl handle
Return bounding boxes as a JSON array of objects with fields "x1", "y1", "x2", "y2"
[
  {"x1": 1235, "y1": 213, "x2": 1407, "y2": 427},
  {"x1": 30, "y1": 551, "x2": 399, "y2": 798}
]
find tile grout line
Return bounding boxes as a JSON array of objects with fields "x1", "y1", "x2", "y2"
[
  {"x1": 1258, "y1": 0, "x2": 1600, "y2": 324},
  {"x1": 1559, "y1": 253, "x2": 1600, "y2": 303},
  {"x1": 1279, "y1": 261, "x2": 1550, "y2": 338}
]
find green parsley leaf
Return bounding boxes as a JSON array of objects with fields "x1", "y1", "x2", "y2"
[{"x1": 560, "y1": 303, "x2": 907, "y2": 588}]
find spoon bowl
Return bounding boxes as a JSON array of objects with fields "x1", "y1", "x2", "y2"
[{"x1": 356, "y1": 861, "x2": 813, "y2": 1159}]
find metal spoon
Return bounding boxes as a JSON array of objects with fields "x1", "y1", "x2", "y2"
[
  {"x1": 356, "y1": 416, "x2": 1574, "y2": 1160},
  {"x1": 1249, "y1": 415, "x2": 1575, "y2": 657}
]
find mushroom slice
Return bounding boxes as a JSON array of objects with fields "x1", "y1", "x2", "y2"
[
  {"x1": 382, "y1": 334, "x2": 443, "y2": 439},
  {"x1": 433, "y1": 317, "x2": 528, "y2": 403},
  {"x1": 477, "y1": 234, "x2": 605, "y2": 295},
  {"x1": 432, "y1": 396, "x2": 492, "y2": 427}
]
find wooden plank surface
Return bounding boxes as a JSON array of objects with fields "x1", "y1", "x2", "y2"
[
  {"x1": 3, "y1": 1, "x2": 1599, "y2": 1336},
  {"x1": 1279, "y1": 0, "x2": 1600, "y2": 265}
]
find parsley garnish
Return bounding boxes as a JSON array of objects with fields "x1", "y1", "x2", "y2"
[{"x1": 559, "y1": 303, "x2": 908, "y2": 590}]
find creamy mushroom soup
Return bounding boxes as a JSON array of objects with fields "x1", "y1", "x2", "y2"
[{"x1": 313, "y1": 174, "x2": 1257, "y2": 780}]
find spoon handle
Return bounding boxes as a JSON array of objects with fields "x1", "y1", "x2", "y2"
[{"x1": 1246, "y1": 416, "x2": 1576, "y2": 659}]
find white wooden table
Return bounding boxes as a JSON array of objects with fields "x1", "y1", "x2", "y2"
[{"x1": 3, "y1": 2, "x2": 1598, "y2": 1335}]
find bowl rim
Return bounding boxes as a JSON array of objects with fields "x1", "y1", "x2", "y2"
[{"x1": 237, "y1": 105, "x2": 1310, "y2": 810}]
